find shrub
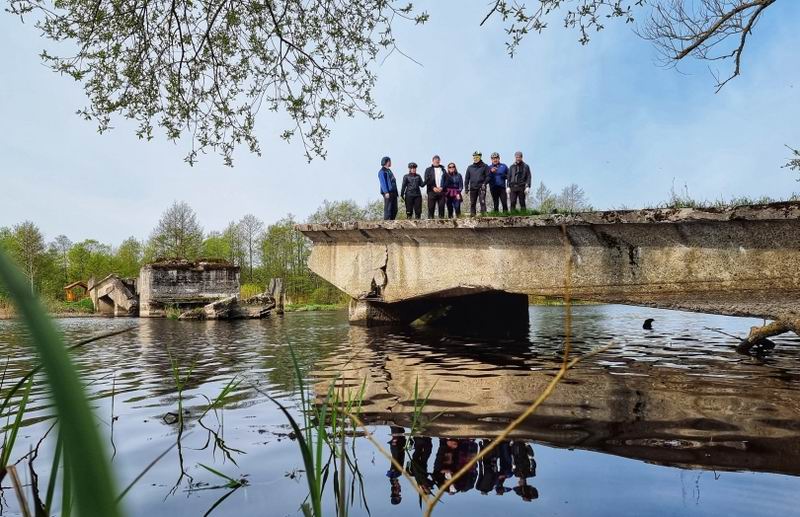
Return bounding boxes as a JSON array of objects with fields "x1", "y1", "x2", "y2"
[{"x1": 240, "y1": 283, "x2": 263, "y2": 299}]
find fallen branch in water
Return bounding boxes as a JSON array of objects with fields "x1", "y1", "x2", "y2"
[{"x1": 737, "y1": 317, "x2": 800, "y2": 354}]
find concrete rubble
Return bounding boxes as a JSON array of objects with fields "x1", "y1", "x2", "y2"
[{"x1": 88, "y1": 258, "x2": 283, "y2": 320}]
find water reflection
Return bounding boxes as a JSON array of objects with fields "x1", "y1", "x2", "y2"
[
  {"x1": 316, "y1": 308, "x2": 800, "y2": 477},
  {"x1": 385, "y1": 430, "x2": 539, "y2": 504},
  {"x1": 0, "y1": 306, "x2": 799, "y2": 516}
]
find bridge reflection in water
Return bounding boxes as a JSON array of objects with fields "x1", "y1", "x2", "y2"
[{"x1": 313, "y1": 305, "x2": 800, "y2": 491}]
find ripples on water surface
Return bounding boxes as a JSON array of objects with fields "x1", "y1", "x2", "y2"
[{"x1": 1, "y1": 305, "x2": 800, "y2": 516}]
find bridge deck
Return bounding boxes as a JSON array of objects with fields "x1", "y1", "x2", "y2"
[{"x1": 297, "y1": 203, "x2": 800, "y2": 323}]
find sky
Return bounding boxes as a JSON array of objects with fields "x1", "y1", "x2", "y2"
[{"x1": 2, "y1": 1, "x2": 799, "y2": 245}]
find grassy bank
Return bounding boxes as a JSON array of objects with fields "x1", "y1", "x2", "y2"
[
  {"x1": 284, "y1": 303, "x2": 346, "y2": 312},
  {"x1": 529, "y1": 295, "x2": 598, "y2": 306},
  {"x1": 1, "y1": 297, "x2": 97, "y2": 319}
]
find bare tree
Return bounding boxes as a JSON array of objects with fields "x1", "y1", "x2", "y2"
[
  {"x1": 51, "y1": 234, "x2": 72, "y2": 286},
  {"x1": 239, "y1": 214, "x2": 265, "y2": 282},
  {"x1": 483, "y1": 1, "x2": 777, "y2": 91},
  {"x1": 530, "y1": 182, "x2": 556, "y2": 213},
  {"x1": 639, "y1": 0, "x2": 777, "y2": 91},
  {"x1": 556, "y1": 183, "x2": 591, "y2": 212},
  {"x1": 222, "y1": 221, "x2": 246, "y2": 267},
  {"x1": 148, "y1": 201, "x2": 204, "y2": 259}
]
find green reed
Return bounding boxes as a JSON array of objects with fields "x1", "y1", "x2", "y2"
[
  {"x1": 0, "y1": 376, "x2": 33, "y2": 470},
  {"x1": 409, "y1": 376, "x2": 439, "y2": 438},
  {"x1": 0, "y1": 248, "x2": 120, "y2": 516}
]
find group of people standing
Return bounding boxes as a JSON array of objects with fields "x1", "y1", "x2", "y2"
[{"x1": 377, "y1": 151, "x2": 533, "y2": 220}]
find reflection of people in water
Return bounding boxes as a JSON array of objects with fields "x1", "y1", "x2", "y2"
[
  {"x1": 496, "y1": 440, "x2": 513, "y2": 495},
  {"x1": 433, "y1": 438, "x2": 478, "y2": 493},
  {"x1": 454, "y1": 439, "x2": 478, "y2": 493},
  {"x1": 433, "y1": 438, "x2": 459, "y2": 494},
  {"x1": 387, "y1": 426, "x2": 406, "y2": 505},
  {"x1": 477, "y1": 439, "x2": 499, "y2": 494},
  {"x1": 408, "y1": 436, "x2": 434, "y2": 494},
  {"x1": 511, "y1": 441, "x2": 539, "y2": 501}
]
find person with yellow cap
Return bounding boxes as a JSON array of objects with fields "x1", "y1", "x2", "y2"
[{"x1": 464, "y1": 151, "x2": 489, "y2": 216}]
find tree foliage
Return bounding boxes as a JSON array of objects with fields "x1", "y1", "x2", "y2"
[
  {"x1": 115, "y1": 236, "x2": 144, "y2": 277},
  {"x1": 10, "y1": 0, "x2": 791, "y2": 168},
  {"x1": 484, "y1": 0, "x2": 640, "y2": 54},
  {"x1": 202, "y1": 231, "x2": 231, "y2": 260},
  {"x1": 307, "y1": 199, "x2": 369, "y2": 224},
  {"x1": 7, "y1": 221, "x2": 46, "y2": 292},
  {"x1": 9, "y1": 0, "x2": 428, "y2": 165},
  {"x1": 148, "y1": 201, "x2": 204, "y2": 259},
  {"x1": 785, "y1": 146, "x2": 800, "y2": 178},
  {"x1": 68, "y1": 239, "x2": 113, "y2": 281}
]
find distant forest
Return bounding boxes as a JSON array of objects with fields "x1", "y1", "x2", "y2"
[{"x1": 0, "y1": 181, "x2": 589, "y2": 308}]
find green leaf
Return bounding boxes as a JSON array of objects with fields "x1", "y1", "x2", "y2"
[{"x1": 0, "y1": 249, "x2": 121, "y2": 517}]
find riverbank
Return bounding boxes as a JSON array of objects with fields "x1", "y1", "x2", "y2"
[{"x1": 284, "y1": 303, "x2": 345, "y2": 312}]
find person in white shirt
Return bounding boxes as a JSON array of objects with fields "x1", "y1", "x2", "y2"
[{"x1": 424, "y1": 155, "x2": 447, "y2": 219}]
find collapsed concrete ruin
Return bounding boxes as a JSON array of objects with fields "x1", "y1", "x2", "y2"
[{"x1": 88, "y1": 259, "x2": 282, "y2": 319}]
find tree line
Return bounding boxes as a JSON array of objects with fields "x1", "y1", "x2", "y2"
[{"x1": 0, "y1": 180, "x2": 589, "y2": 307}]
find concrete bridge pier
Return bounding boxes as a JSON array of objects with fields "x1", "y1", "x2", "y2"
[{"x1": 349, "y1": 290, "x2": 530, "y2": 333}]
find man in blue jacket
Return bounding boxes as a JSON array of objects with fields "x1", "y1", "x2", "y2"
[
  {"x1": 378, "y1": 156, "x2": 398, "y2": 220},
  {"x1": 487, "y1": 152, "x2": 509, "y2": 213}
]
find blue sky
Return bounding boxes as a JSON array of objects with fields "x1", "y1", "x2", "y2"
[{"x1": 2, "y1": 1, "x2": 799, "y2": 244}]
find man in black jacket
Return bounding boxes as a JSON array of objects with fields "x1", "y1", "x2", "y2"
[
  {"x1": 424, "y1": 155, "x2": 447, "y2": 219},
  {"x1": 464, "y1": 151, "x2": 489, "y2": 216},
  {"x1": 507, "y1": 151, "x2": 532, "y2": 211},
  {"x1": 400, "y1": 162, "x2": 424, "y2": 219}
]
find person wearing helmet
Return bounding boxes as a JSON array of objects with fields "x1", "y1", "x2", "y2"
[
  {"x1": 464, "y1": 151, "x2": 489, "y2": 216},
  {"x1": 378, "y1": 156, "x2": 398, "y2": 220},
  {"x1": 508, "y1": 151, "x2": 532, "y2": 211},
  {"x1": 401, "y1": 162, "x2": 424, "y2": 219},
  {"x1": 487, "y1": 152, "x2": 509, "y2": 213}
]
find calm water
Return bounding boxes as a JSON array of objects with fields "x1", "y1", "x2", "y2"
[{"x1": 1, "y1": 306, "x2": 800, "y2": 516}]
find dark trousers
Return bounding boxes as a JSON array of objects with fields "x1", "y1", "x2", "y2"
[
  {"x1": 468, "y1": 187, "x2": 487, "y2": 216},
  {"x1": 383, "y1": 192, "x2": 398, "y2": 220},
  {"x1": 509, "y1": 189, "x2": 526, "y2": 210},
  {"x1": 427, "y1": 192, "x2": 445, "y2": 218},
  {"x1": 404, "y1": 195, "x2": 422, "y2": 219},
  {"x1": 490, "y1": 186, "x2": 508, "y2": 212},
  {"x1": 446, "y1": 197, "x2": 462, "y2": 218}
]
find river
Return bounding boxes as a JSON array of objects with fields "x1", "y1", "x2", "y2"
[{"x1": 1, "y1": 305, "x2": 799, "y2": 516}]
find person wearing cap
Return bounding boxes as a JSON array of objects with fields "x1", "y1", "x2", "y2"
[
  {"x1": 508, "y1": 151, "x2": 532, "y2": 211},
  {"x1": 378, "y1": 156, "x2": 398, "y2": 220},
  {"x1": 487, "y1": 152, "x2": 509, "y2": 213},
  {"x1": 464, "y1": 151, "x2": 489, "y2": 216},
  {"x1": 400, "y1": 162, "x2": 425, "y2": 219},
  {"x1": 424, "y1": 155, "x2": 447, "y2": 219}
]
